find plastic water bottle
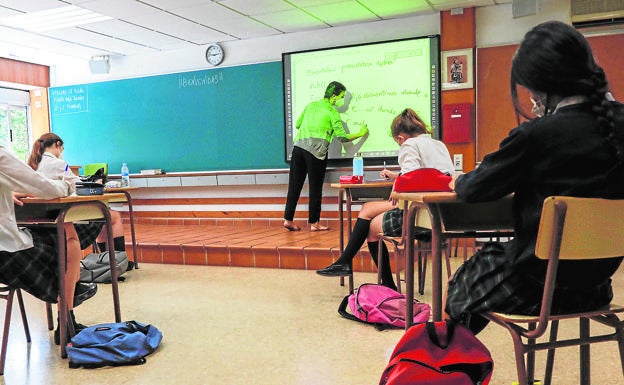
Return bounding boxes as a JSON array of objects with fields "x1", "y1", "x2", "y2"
[
  {"x1": 121, "y1": 163, "x2": 130, "y2": 187},
  {"x1": 353, "y1": 153, "x2": 364, "y2": 177}
]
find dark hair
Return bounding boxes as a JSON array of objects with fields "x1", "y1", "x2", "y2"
[
  {"x1": 27, "y1": 133, "x2": 63, "y2": 170},
  {"x1": 324, "y1": 81, "x2": 346, "y2": 99},
  {"x1": 390, "y1": 108, "x2": 429, "y2": 137},
  {"x1": 511, "y1": 21, "x2": 622, "y2": 162}
]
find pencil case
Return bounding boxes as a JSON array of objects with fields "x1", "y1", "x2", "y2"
[{"x1": 339, "y1": 175, "x2": 363, "y2": 184}]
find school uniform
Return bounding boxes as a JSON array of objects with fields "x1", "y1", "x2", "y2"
[
  {"x1": 37, "y1": 152, "x2": 103, "y2": 250},
  {"x1": 0, "y1": 147, "x2": 71, "y2": 302},
  {"x1": 446, "y1": 101, "x2": 624, "y2": 332},
  {"x1": 382, "y1": 134, "x2": 454, "y2": 237}
]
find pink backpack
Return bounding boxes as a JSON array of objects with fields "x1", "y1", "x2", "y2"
[{"x1": 338, "y1": 283, "x2": 431, "y2": 329}]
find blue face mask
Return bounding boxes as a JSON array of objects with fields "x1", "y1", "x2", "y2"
[{"x1": 334, "y1": 98, "x2": 344, "y2": 108}]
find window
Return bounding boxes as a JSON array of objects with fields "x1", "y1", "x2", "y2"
[{"x1": 0, "y1": 88, "x2": 31, "y2": 162}]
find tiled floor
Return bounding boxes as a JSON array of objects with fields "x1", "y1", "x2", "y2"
[
  {"x1": 2, "y1": 223, "x2": 623, "y2": 384},
  {"x1": 2, "y1": 261, "x2": 623, "y2": 384}
]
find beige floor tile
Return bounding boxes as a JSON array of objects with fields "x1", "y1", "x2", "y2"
[{"x1": 0, "y1": 259, "x2": 623, "y2": 385}]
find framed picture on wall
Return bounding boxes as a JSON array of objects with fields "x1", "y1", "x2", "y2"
[{"x1": 441, "y1": 49, "x2": 473, "y2": 90}]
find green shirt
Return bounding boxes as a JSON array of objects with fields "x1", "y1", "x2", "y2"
[{"x1": 293, "y1": 99, "x2": 349, "y2": 159}]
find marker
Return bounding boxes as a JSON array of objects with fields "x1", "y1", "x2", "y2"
[{"x1": 64, "y1": 164, "x2": 69, "y2": 172}]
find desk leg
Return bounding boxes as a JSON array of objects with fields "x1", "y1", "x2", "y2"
[
  {"x1": 404, "y1": 201, "x2": 417, "y2": 330},
  {"x1": 428, "y1": 205, "x2": 444, "y2": 322},
  {"x1": 121, "y1": 191, "x2": 139, "y2": 269},
  {"x1": 338, "y1": 189, "x2": 345, "y2": 288},
  {"x1": 98, "y1": 202, "x2": 122, "y2": 324},
  {"x1": 346, "y1": 190, "x2": 354, "y2": 293},
  {"x1": 55, "y1": 214, "x2": 69, "y2": 358}
]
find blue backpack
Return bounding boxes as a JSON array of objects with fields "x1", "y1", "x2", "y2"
[{"x1": 66, "y1": 320, "x2": 163, "y2": 368}]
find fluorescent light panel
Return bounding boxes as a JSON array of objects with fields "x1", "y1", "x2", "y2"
[{"x1": 0, "y1": 5, "x2": 113, "y2": 32}]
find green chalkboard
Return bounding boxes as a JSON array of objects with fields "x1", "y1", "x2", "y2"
[{"x1": 49, "y1": 62, "x2": 286, "y2": 174}]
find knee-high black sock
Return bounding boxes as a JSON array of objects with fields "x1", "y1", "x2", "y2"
[
  {"x1": 367, "y1": 241, "x2": 397, "y2": 290},
  {"x1": 335, "y1": 218, "x2": 370, "y2": 265},
  {"x1": 113, "y1": 236, "x2": 126, "y2": 252},
  {"x1": 97, "y1": 242, "x2": 106, "y2": 252}
]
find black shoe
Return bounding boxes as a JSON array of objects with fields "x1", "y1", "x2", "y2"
[
  {"x1": 54, "y1": 316, "x2": 88, "y2": 345},
  {"x1": 316, "y1": 263, "x2": 352, "y2": 277},
  {"x1": 73, "y1": 282, "x2": 97, "y2": 307}
]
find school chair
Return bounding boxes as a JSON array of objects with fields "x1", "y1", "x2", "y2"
[
  {"x1": 482, "y1": 196, "x2": 624, "y2": 385},
  {"x1": 377, "y1": 205, "x2": 451, "y2": 294},
  {"x1": 0, "y1": 286, "x2": 31, "y2": 375}
]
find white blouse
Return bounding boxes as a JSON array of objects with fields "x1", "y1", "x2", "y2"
[
  {"x1": 0, "y1": 147, "x2": 71, "y2": 252},
  {"x1": 398, "y1": 134, "x2": 455, "y2": 175}
]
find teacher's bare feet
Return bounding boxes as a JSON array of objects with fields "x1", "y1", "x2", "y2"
[
  {"x1": 283, "y1": 220, "x2": 301, "y2": 231},
  {"x1": 310, "y1": 222, "x2": 330, "y2": 232}
]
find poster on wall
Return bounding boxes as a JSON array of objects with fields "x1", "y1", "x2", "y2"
[{"x1": 441, "y1": 48, "x2": 473, "y2": 90}]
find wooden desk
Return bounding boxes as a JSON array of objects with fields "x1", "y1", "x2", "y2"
[
  {"x1": 392, "y1": 192, "x2": 515, "y2": 326},
  {"x1": 16, "y1": 193, "x2": 124, "y2": 356},
  {"x1": 104, "y1": 187, "x2": 140, "y2": 268},
  {"x1": 330, "y1": 181, "x2": 393, "y2": 292}
]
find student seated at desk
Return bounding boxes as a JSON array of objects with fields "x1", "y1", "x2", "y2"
[
  {"x1": 0, "y1": 145, "x2": 94, "y2": 345},
  {"x1": 316, "y1": 108, "x2": 454, "y2": 290},
  {"x1": 27, "y1": 134, "x2": 128, "y2": 262},
  {"x1": 444, "y1": 21, "x2": 624, "y2": 334}
]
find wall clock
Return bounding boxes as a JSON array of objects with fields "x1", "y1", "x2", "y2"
[{"x1": 205, "y1": 43, "x2": 224, "y2": 66}]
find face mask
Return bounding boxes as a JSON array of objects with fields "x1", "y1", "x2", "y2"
[
  {"x1": 531, "y1": 97, "x2": 546, "y2": 117},
  {"x1": 334, "y1": 97, "x2": 344, "y2": 108}
]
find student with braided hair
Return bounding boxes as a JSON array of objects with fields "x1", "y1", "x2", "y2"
[{"x1": 445, "y1": 20, "x2": 624, "y2": 334}]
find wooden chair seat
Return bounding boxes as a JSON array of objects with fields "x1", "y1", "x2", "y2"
[{"x1": 480, "y1": 196, "x2": 624, "y2": 385}]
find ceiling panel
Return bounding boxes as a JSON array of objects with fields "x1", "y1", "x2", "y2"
[
  {"x1": 218, "y1": 0, "x2": 294, "y2": 16},
  {"x1": 358, "y1": 0, "x2": 435, "y2": 18},
  {"x1": 253, "y1": 7, "x2": 328, "y2": 33},
  {"x1": 304, "y1": 1, "x2": 379, "y2": 26},
  {"x1": 0, "y1": 0, "x2": 517, "y2": 66},
  {"x1": 79, "y1": 0, "x2": 159, "y2": 18}
]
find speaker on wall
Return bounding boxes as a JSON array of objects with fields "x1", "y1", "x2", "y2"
[
  {"x1": 89, "y1": 55, "x2": 110, "y2": 74},
  {"x1": 512, "y1": 0, "x2": 539, "y2": 18}
]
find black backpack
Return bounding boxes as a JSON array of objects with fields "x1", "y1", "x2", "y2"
[{"x1": 80, "y1": 251, "x2": 129, "y2": 283}]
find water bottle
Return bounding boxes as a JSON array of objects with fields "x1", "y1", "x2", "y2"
[
  {"x1": 121, "y1": 163, "x2": 130, "y2": 187},
  {"x1": 353, "y1": 153, "x2": 364, "y2": 177}
]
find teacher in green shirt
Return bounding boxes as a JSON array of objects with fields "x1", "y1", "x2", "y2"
[{"x1": 284, "y1": 81, "x2": 368, "y2": 231}]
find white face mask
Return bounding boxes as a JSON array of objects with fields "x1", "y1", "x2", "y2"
[
  {"x1": 530, "y1": 97, "x2": 546, "y2": 117},
  {"x1": 334, "y1": 98, "x2": 344, "y2": 108}
]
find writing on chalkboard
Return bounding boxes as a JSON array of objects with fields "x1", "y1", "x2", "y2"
[
  {"x1": 50, "y1": 86, "x2": 88, "y2": 114},
  {"x1": 178, "y1": 72, "x2": 224, "y2": 88}
]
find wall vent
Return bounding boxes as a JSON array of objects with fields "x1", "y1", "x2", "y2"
[{"x1": 572, "y1": 0, "x2": 624, "y2": 28}]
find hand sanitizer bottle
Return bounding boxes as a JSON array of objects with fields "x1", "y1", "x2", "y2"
[{"x1": 121, "y1": 163, "x2": 130, "y2": 187}]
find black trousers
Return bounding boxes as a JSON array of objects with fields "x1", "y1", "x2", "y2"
[{"x1": 284, "y1": 146, "x2": 328, "y2": 223}]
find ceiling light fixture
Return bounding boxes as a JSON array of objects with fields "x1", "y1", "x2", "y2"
[{"x1": 0, "y1": 5, "x2": 113, "y2": 33}]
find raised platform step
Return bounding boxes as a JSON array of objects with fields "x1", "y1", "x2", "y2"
[{"x1": 124, "y1": 221, "x2": 381, "y2": 273}]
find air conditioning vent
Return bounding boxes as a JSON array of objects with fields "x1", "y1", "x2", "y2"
[{"x1": 572, "y1": 0, "x2": 624, "y2": 27}]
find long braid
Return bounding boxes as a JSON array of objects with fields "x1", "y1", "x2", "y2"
[{"x1": 586, "y1": 66, "x2": 623, "y2": 163}]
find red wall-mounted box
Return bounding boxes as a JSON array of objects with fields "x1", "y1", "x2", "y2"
[{"x1": 442, "y1": 103, "x2": 473, "y2": 143}]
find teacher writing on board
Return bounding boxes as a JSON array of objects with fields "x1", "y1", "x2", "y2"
[{"x1": 284, "y1": 81, "x2": 368, "y2": 232}]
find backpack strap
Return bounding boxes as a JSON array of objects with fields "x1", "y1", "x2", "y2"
[{"x1": 425, "y1": 320, "x2": 456, "y2": 349}]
